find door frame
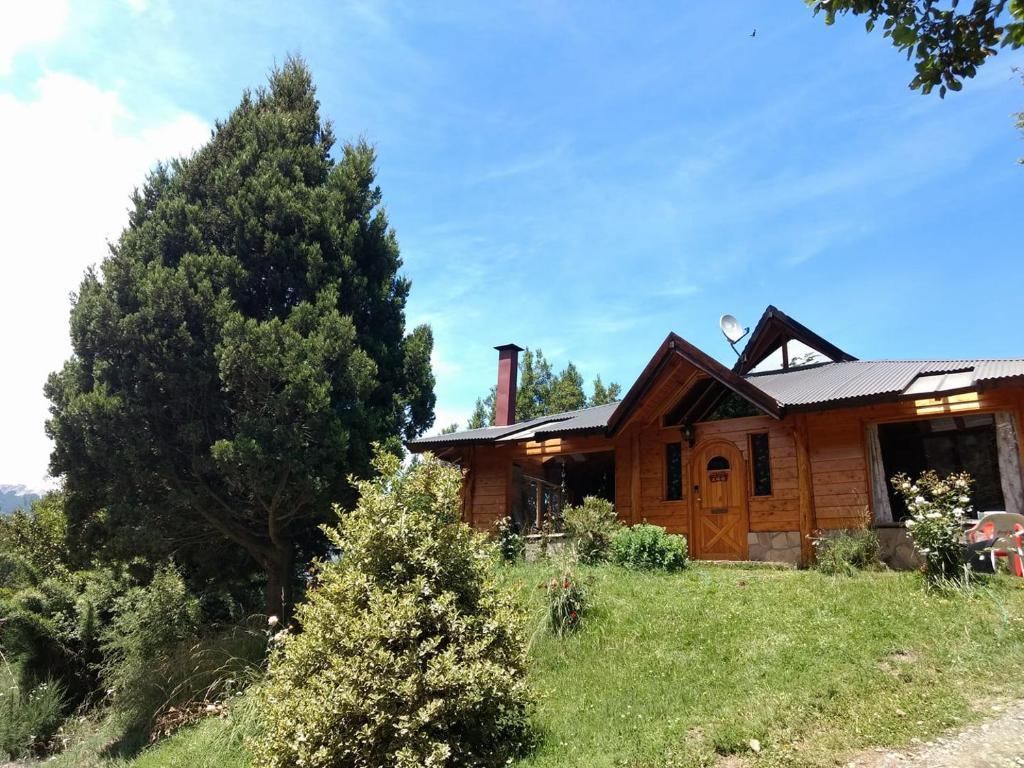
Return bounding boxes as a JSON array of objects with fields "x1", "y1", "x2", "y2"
[{"x1": 688, "y1": 438, "x2": 750, "y2": 560}]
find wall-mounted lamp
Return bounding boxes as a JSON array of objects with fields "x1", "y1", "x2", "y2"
[{"x1": 681, "y1": 423, "x2": 695, "y2": 448}]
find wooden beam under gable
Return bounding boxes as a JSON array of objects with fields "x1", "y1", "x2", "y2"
[{"x1": 794, "y1": 413, "x2": 817, "y2": 567}]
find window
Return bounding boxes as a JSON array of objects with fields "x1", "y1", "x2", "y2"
[
  {"x1": 750, "y1": 433, "x2": 772, "y2": 496},
  {"x1": 665, "y1": 442, "x2": 683, "y2": 501},
  {"x1": 707, "y1": 456, "x2": 730, "y2": 471},
  {"x1": 878, "y1": 414, "x2": 1004, "y2": 521}
]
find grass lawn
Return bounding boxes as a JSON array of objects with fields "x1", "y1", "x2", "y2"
[{"x1": 42, "y1": 563, "x2": 1024, "y2": 768}]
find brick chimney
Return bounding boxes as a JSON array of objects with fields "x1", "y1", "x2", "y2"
[{"x1": 493, "y1": 343, "x2": 524, "y2": 427}]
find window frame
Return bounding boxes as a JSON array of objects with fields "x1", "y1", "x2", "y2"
[
  {"x1": 748, "y1": 432, "x2": 773, "y2": 498},
  {"x1": 664, "y1": 440, "x2": 684, "y2": 502},
  {"x1": 875, "y1": 413, "x2": 1004, "y2": 521}
]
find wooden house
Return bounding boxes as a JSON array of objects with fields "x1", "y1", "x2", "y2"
[{"x1": 408, "y1": 306, "x2": 1024, "y2": 567}]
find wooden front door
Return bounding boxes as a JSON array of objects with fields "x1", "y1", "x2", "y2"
[{"x1": 691, "y1": 441, "x2": 748, "y2": 560}]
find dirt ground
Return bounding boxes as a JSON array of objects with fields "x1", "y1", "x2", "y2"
[{"x1": 843, "y1": 700, "x2": 1024, "y2": 768}]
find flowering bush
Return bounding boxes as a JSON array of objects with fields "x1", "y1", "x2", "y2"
[
  {"x1": 495, "y1": 516, "x2": 525, "y2": 563},
  {"x1": 547, "y1": 568, "x2": 587, "y2": 636},
  {"x1": 892, "y1": 470, "x2": 973, "y2": 585},
  {"x1": 611, "y1": 524, "x2": 687, "y2": 571},
  {"x1": 563, "y1": 497, "x2": 621, "y2": 564}
]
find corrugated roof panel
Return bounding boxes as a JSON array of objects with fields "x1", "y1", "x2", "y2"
[
  {"x1": 974, "y1": 360, "x2": 1024, "y2": 383},
  {"x1": 747, "y1": 361, "x2": 924, "y2": 406},
  {"x1": 408, "y1": 411, "x2": 572, "y2": 446},
  {"x1": 532, "y1": 401, "x2": 621, "y2": 437}
]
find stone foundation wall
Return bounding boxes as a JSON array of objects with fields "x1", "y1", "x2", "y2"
[
  {"x1": 875, "y1": 527, "x2": 922, "y2": 570},
  {"x1": 524, "y1": 533, "x2": 569, "y2": 562},
  {"x1": 815, "y1": 526, "x2": 921, "y2": 571},
  {"x1": 747, "y1": 531, "x2": 801, "y2": 565}
]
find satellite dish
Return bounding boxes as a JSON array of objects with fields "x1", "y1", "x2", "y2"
[{"x1": 719, "y1": 314, "x2": 750, "y2": 355}]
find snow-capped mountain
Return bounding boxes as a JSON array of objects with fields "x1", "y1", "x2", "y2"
[{"x1": 0, "y1": 484, "x2": 43, "y2": 515}]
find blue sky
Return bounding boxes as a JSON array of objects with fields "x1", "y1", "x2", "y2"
[{"x1": 1, "y1": 1, "x2": 1022, "y2": 486}]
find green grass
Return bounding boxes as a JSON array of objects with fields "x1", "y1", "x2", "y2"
[
  {"x1": 38, "y1": 710, "x2": 248, "y2": 768},
  {"x1": 507, "y1": 563, "x2": 1024, "y2": 767},
  {"x1": 29, "y1": 564, "x2": 1024, "y2": 768}
]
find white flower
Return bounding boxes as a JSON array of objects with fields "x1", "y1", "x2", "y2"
[
  {"x1": 268, "y1": 615, "x2": 279, "y2": 627},
  {"x1": 915, "y1": 496, "x2": 926, "y2": 504},
  {"x1": 926, "y1": 512, "x2": 942, "y2": 519}
]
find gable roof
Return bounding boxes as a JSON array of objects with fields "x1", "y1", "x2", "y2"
[
  {"x1": 734, "y1": 305, "x2": 857, "y2": 375},
  {"x1": 604, "y1": 332, "x2": 782, "y2": 434}
]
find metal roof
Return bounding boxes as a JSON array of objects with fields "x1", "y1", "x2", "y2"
[
  {"x1": 407, "y1": 413, "x2": 563, "y2": 447},
  {"x1": 407, "y1": 403, "x2": 620, "y2": 448},
  {"x1": 748, "y1": 359, "x2": 1024, "y2": 408},
  {"x1": 409, "y1": 358, "x2": 1024, "y2": 451},
  {"x1": 532, "y1": 401, "x2": 621, "y2": 438}
]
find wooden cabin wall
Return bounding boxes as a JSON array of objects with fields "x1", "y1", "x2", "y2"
[
  {"x1": 694, "y1": 415, "x2": 800, "y2": 532},
  {"x1": 458, "y1": 385, "x2": 1024, "y2": 537},
  {"x1": 464, "y1": 445, "x2": 512, "y2": 533},
  {"x1": 611, "y1": 415, "x2": 801, "y2": 535},
  {"x1": 806, "y1": 386, "x2": 1024, "y2": 529}
]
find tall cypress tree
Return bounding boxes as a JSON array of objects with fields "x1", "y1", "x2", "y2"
[{"x1": 45, "y1": 58, "x2": 435, "y2": 619}]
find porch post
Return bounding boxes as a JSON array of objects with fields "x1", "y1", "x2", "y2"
[
  {"x1": 995, "y1": 412, "x2": 1024, "y2": 515},
  {"x1": 630, "y1": 431, "x2": 640, "y2": 525},
  {"x1": 794, "y1": 413, "x2": 817, "y2": 567},
  {"x1": 535, "y1": 482, "x2": 544, "y2": 530},
  {"x1": 865, "y1": 423, "x2": 893, "y2": 523}
]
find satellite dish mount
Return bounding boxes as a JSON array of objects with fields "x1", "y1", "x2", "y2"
[{"x1": 719, "y1": 314, "x2": 749, "y2": 357}]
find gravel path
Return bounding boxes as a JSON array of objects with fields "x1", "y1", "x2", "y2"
[{"x1": 845, "y1": 701, "x2": 1024, "y2": 768}]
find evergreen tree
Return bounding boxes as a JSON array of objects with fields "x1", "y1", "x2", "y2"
[
  {"x1": 467, "y1": 398, "x2": 490, "y2": 430},
  {"x1": 45, "y1": 58, "x2": 435, "y2": 621},
  {"x1": 589, "y1": 375, "x2": 622, "y2": 407},
  {"x1": 548, "y1": 362, "x2": 586, "y2": 414}
]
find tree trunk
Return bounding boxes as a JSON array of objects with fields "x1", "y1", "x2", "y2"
[{"x1": 264, "y1": 544, "x2": 295, "y2": 624}]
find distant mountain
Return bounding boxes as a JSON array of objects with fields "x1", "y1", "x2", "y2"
[{"x1": 0, "y1": 484, "x2": 42, "y2": 515}]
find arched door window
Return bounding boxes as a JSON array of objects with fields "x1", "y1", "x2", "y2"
[{"x1": 707, "y1": 456, "x2": 730, "y2": 471}]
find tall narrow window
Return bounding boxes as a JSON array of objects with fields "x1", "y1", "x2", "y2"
[
  {"x1": 750, "y1": 433, "x2": 772, "y2": 496},
  {"x1": 665, "y1": 442, "x2": 683, "y2": 501}
]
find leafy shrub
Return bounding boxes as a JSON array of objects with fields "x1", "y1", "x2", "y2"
[
  {"x1": 563, "y1": 496, "x2": 621, "y2": 564},
  {"x1": 813, "y1": 528, "x2": 883, "y2": 576},
  {"x1": 892, "y1": 470, "x2": 973, "y2": 586},
  {"x1": 0, "y1": 565, "x2": 125, "y2": 707},
  {"x1": 547, "y1": 568, "x2": 587, "y2": 635},
  {"x1": 0, "y1": 665, "x2": 65, "y2": 760},
  {"x1": 0, "y1": 494, "x2": 134, "y2": 710},
  {"x1": 495, "y1": 515, "x2": 525, "y2": 563},
  {"x1": 100, "y1": 563, "x2": 202, "y2": 736},
  {"x1": 612, "y1": 524, "x2": 688, "y2": 571},
  {"x1": 0, "y1": 493, "x2": 70, "y2": 575},
  {"x1": 252, "y1": 451, "x2": 533, "y2": 768}
]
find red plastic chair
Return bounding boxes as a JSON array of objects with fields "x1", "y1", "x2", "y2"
[{"x1": 965, "y1": 513, "x2": 1024, "y2": 577}]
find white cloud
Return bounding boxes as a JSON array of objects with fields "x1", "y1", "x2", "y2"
[
  {"x1": 0, "y1": 0, "x2": 69, "y2": 74},
  {"x1": 0, "y1": 72, "x2": 208, "y2": 488}
]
